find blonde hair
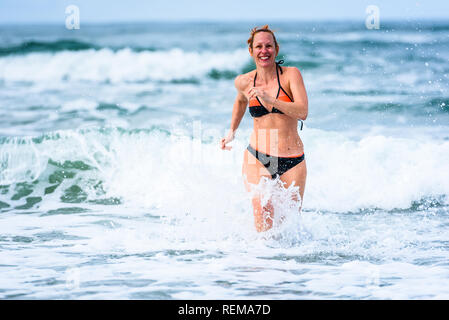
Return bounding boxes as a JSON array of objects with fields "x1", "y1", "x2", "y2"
[{"x1": 247, "y1": 25, "x2": 279, "y2": 50}]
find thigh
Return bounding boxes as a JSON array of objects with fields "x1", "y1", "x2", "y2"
[
  {"x1": 242, "y1": 149, "x2": 271, "y2": 192},
  {"x1": 279, "y1": 159, "x2": 307, "y2": 201}
]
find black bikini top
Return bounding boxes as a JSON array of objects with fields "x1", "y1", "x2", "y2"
[{"x1": 249, "y1": 60, "x2": 294, "y2": 118}]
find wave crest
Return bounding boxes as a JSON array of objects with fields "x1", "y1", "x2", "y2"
[
  {"x1": 1, "y1": 127, "x2": 449, "y2": 213},
  {"x1": 0, "y1": 48, "x2": 249, "y2": 83}
]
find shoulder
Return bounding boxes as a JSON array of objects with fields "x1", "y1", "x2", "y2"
[
  {"x1": 234, "y1": 70, "x2": 255, "y2": 92},
  {"x1": 283, "y1": 66, "x2": 304, "y2": 88},
  {"x1": 283, "y1": 66, "x2": 302, "y2": 79}
]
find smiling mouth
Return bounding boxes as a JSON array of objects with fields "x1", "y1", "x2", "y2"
[{"x1": 259, "y1": 56, "x2": 270, "y2": 61}]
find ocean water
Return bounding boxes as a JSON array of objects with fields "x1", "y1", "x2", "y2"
[{"x1": 0, "y1": 21, "x2": 449, "y2": 299}]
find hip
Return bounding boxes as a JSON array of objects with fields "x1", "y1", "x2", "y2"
[{"x1": 249, "y1": 129, "x2": 304, "y2": 157}]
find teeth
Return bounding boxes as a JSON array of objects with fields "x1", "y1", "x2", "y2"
[{"x1": 260, "y1": 57, "x2": 269, "y2": 60}]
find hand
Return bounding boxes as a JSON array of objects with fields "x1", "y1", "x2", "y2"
[
  {"x1": 220, "y1": 130, "x2": 235, "y2": 150},
  {"x1": 247, "y1": 86, "x2": 275, "y2": 111}
]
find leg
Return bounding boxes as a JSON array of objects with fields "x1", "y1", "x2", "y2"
[
  {"x1": 279, "y1": 159, "x2": 307, "y2": 212},
  {"x1": 242, "y1": 149, "x2": 274, "y2": 232},
  {"x1": 252, "y1": 197, "x2": 274, "y2": 232}
]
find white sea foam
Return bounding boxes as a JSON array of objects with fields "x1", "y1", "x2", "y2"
[
  {"x1": 98, "y1": 127, "x2": 449, "y2": 213},
  {"x1": 0, "y1": 48, "x2": 249, "y2": 83},
  {"x1": 1, "y1": 126, "x2": 448, "y2": 214}
]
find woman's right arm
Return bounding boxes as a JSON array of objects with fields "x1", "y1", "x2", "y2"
[{"x1": 220, "y1": 75, "x2": 249, "y2": 150}]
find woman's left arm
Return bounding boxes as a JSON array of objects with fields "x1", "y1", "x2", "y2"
[{"x1": 271, "y1": 67, "x2": 308, "y2": 120}]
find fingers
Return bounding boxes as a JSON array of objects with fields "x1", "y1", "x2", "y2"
[
  {"x1": 220, "y1": 138, "x2": 226, "y2": 150},
  {"x1": 220, "y1": 138, "x2": 232, "y2": 150},
  {"x1": 221, "y1": 143, "x2": 232, "y2": 150},
  {"x1": 248, "y1": 87, "x2": 258, "y2": 100},
  {"x1": 248, "y1": 87, "x2": 267, "y2": 101}
]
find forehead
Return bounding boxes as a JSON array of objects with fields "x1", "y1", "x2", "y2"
[{"x1": 253, "y1": 32, "x2": 275, "y2": 44}]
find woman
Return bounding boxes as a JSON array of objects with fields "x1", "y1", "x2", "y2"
[{"x1": 221, "y1": 25, "x2": 308, "y2": 232}]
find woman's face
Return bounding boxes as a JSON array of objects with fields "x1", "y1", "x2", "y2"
[{"x1": 250, "y1": 32, "x2": 278, "y2": 68}]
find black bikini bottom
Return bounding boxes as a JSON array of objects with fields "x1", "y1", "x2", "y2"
[{"x1": 247, "y1": 145, "x2": 305, "y2": 179}]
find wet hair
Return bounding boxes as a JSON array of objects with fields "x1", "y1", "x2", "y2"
[{"x1": 247, "y1": 25, "x2": 279, "y2": 51}]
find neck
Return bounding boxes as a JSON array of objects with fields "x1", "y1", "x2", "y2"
[{"x1": 256, "y1": 63, "x2": 277, "y2": 85}]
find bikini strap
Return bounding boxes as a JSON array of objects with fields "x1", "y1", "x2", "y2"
[
  {"x1": 275, "y1": 59, "x2": 284, "y2": 87},
  {"x1": 254, "y1": 59, "x2": 284, "y2": 87},
  {"x1": 276, "y1": 59, "x2": 284, "y2": 74},
  {"x1": 275, "y1": 60, "x2": 284, "y2": 95}
]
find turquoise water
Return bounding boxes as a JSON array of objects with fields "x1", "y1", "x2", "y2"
[{"x1": 0, "y1": 21, "x2": 449, "y2": 299}]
